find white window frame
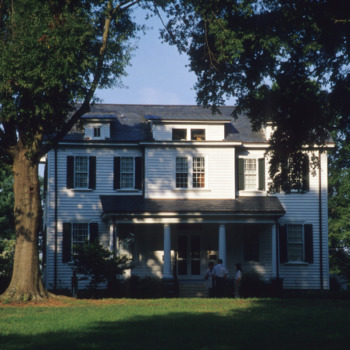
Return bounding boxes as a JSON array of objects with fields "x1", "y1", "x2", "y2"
[
  {"x1": 120, "y1": 156, "x2": 135, "y2": 190},
  {"x1": 74, "y1": 156, "x2": 89, "y2": 189},
  {"x1": 72, "y1": 223, "x2": 89, "y2": 256},
  {"x1": 286, "y1": 223, "x2": 305, "y2": 262},
  {"x1": 176, "y1": 157, "x2": 189, "y2": 188},
  {"x1": 244, "y1": 158, "x2": 258, "y2": 190},
  {"x1": 175, "y1": 155, "x2": 207, "y2": 190}
]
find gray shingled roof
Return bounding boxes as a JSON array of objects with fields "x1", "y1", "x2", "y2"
[
  {"x1": 100, "y1": 195, "x2": 285, "y2": 216},
  {"x1": 63, "y1": 104, "x2": 267, "y2": 143}
]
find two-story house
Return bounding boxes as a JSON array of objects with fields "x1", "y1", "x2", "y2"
[{"x1": 43, "y1": 104, "x2": 333, "y2": 293}]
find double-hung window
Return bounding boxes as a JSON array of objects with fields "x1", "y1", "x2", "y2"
[
  {"x1": 62, "y1": 222, "x2": 98, "y2": 263},
  {"x1": 176, "y1": 157, "x2": 188, "y2": 188},
  {"x1": 279, "y1": 223, "x2": 314, "y2": 264},
  {"x1": 75, "y1": 156, "x2": 89, "y2": 188},
  {"x1": 114, "y1": 156, "x2": 142, "y2": 190},
  {"x1": 238, "y1": 158, "x2": 265, "y2": 191},
  {"x1": 286, "y1": 224, "x2": 304, "y2": 261},
  {"x1": 193, "y1": 157, "x2": 205, "y2": 188},
  {"x1": 175, "y1": 156, "x2": 205, "y2": 189},
  {"x1": 121, "y1": 157, "x2": 134, "y2": 189},
  {"x1": 72, "y1": 223, "x2": 89, "y2": 256},
  {"x1": 67, "y1": 156, "x2": 96, "y2": 190}
]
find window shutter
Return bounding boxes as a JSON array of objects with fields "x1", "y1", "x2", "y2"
[
  {"x1": 89, "y1": 156, "x2": 96, "y2": 189},
  {"x1": 67, "y1": 156, "x2": 74, "y2": 189},
  {"x1": 238, "y1": 158, "x2": 244, "y2": 191},
  {"x1": 258, "y1": 158, "x2": 265, "y2": 191},
  {"x1": 135, "y1": 157, "x2": 142, "y2": 190},
  {"x1": 114, "y1": 157, "x2": 121, "y2": 190},
  {"x1": 279, "y1": 225, "x2": 288, "y2": 263},
  {"x1": 304, "y1": 224, "x2": 314, "y2": 263},
  {"x1": 302, "y1": 155, "x2": 310, "y2": 192},
  {"x1": 89, "y1": 223, "x2": 98, "y2": 243},
  {"x1": 62, "y1": 223, "x2": 72, "y2": 263}
]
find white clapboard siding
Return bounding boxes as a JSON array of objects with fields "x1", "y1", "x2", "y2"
[{"x1": 145, "y1": 146, "x2": 235, "y2": 199}]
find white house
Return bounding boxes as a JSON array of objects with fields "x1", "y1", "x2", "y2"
[{"x1": 42, "y1": 104, "x2": 334, "y2": 293}]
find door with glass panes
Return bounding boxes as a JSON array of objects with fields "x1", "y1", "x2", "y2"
[{"x1": 177, "y1": 235, "x2": 201, "y2": 278}]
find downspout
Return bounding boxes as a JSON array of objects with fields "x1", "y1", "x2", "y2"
[
  {"x1": 319, "y1": 151, "x2": 324, "y2": 290},
  {"x1": 275, "y1": 217, "x2": 280, "y2": 279},
  {"x1": 54, "y1": 147, "x2": 58, "y2": 291}
]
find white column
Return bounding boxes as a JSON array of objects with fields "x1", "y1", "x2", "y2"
[
  {"x1": 218, "y1": 224, "x2": 227, "y2": 266},
  {"x1": 163, "y1": 224, "x2": 172, "y2": 278},
  {"x1": 109, "y1": 222, "x2": 117, "y2": 255},
  {"x1": 271, "y1": 224, "x2": 277, "y2": 278}
]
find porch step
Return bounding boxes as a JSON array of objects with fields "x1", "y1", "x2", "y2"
[{"x1": 178, "y1": 282, "x2": 208, "y2": 298}]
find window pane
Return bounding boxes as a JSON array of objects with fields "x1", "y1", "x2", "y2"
[
  {"x1": 121, "y1": 157, "x2": 134, "y2": 189},
  {"x1": 244, "y1": 229, "x2": 259, "y2": 262},
  {"x1": 172, "y1": 129, "x2": 187, "y2": 140},
  {"x1": 244, "y1": 159, "x2": 256, "y2": 190},
  {"x1": 191, "y1": 129, "x2": 205, "y2": 141},
  {"x1": 75, "y1": 157, "x2": 88, "y2": 188},
  {"x1": 193, "y1": 157, "x2": 205, "y2": 188},
  {"x1": 287, "y1": 224, "x2": 304, "y2": 261},
  {"x1": 72, "y1": 223, "x2": 88, "y2": 255},
  {"x1": 176, "y1": 157, "x2": 188, "y2": 188}
]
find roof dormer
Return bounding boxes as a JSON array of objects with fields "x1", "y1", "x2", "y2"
[{"x1": 81, "y1": 115, "x2": 115, "y2": 140}]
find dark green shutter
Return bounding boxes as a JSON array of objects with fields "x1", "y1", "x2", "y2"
[
  {"x1": 258, "y1": 158, "x2": 265, "y2": 191},
  {"x1": 238, "y1": 158, "x2": 244, "y2": 191},
  {"x1": 88, "y1": 156, "x2": 96, "y2": 189},
  {"x1": 304, "y1": 224, "x2": 314, "y2": 263},
  {"x1": 62, "y1": 223, "x2": 71, "y2": 263},
  {"x1": 114, "y1": 157, "x2": 121, "y2": 190},
  {"x1": 67, "y1": 156, "x2": 74, "y2": 189},
  {"x1": 135, "y1": 157, "x2": 142, "y2": 190},
  {"x1": 279, "y1": 225, "x2": 288, "y2": 263},
  {"x1": 89, "y1": 223, "x2": 98, "y2": 243}
]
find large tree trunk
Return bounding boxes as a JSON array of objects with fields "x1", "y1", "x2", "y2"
[{"x1": 1, "y1": 145, "x2": 48, "y2": 301}]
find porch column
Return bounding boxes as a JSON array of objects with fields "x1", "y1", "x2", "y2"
[
  {"x1": 218, "y1": 224, "x2": 227, "y2": 266},
  {"x1": 163, "y1": 224, "x2": 172, "y2": 278},
  {"x1": 109, "y1": 222, "x2": 117, "y2": 256},
  {"x1": 271, "y1": 224, "x2": 277, "y2": 278}
]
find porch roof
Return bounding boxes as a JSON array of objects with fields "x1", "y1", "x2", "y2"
[{"x1": 100, "y1": 196, "x2": 285, "y2": 220}]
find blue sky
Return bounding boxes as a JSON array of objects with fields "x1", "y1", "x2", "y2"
[{"x1": 96, "y1": 8, "x2": 198, "y2": 105}]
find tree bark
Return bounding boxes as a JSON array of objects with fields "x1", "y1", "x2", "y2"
[{"x1": 0, "y1": 144, "x2": 48, "y2": 301}]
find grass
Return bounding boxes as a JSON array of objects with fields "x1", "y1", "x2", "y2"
[{"x1": 1, "y1": 297, "x2": 350, "y2": 350}]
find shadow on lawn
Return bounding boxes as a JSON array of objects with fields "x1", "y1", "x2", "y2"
[{"x1": 1, "y1": 299, "x2": 349, "y2": 350}]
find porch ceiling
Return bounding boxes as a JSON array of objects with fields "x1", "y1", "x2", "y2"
[{"x1": 100, "y1": 195, "x2": 285, "y2": 222}]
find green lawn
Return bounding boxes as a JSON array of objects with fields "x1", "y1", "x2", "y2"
[{"x1": 1, "y1": 297, "x2": 350, "y2": 350}]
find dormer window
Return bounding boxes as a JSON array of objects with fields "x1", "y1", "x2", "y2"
[
  {"x1": 191, "y1": 129, "x2": 205, "y2": 141},
  {"x1": 172, "y1": 129, "x2": 187, "y2": 141},
  {"x1": 93, "y1": 126, "x2": 101, "y2": 138}
]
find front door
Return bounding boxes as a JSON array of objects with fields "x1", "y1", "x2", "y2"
[{"x1": 177, "y1": 235, "x2": 201, "y2": 278}]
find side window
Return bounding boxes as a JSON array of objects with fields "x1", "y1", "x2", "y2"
[
  {"x1": 121, "y1": 157, "x2": 134, "y2": 189},
  {"x1": 238, "y1": 158, "x2": 265, "y2": 191},
  {"x1": 62, "y1": 222, "x2": 98, "y2": 263},
  {"x1": 67, "y1": 156, "x2": 96, "y2": 189},
  {"x1": 279, "y1": 223, "x2": 313, "y2": 264}
]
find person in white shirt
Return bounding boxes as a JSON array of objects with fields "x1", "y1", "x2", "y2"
[{"x1": 213, "y1": 259, "x2": 228, "y2": 297}]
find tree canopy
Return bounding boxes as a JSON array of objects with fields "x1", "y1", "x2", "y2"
[
  {"x1": 0, "y1": 0, "x2": 165, "y2": 301},
  {"x1": 162, "y1": 0, "x2": 349, "y2": 190}
]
